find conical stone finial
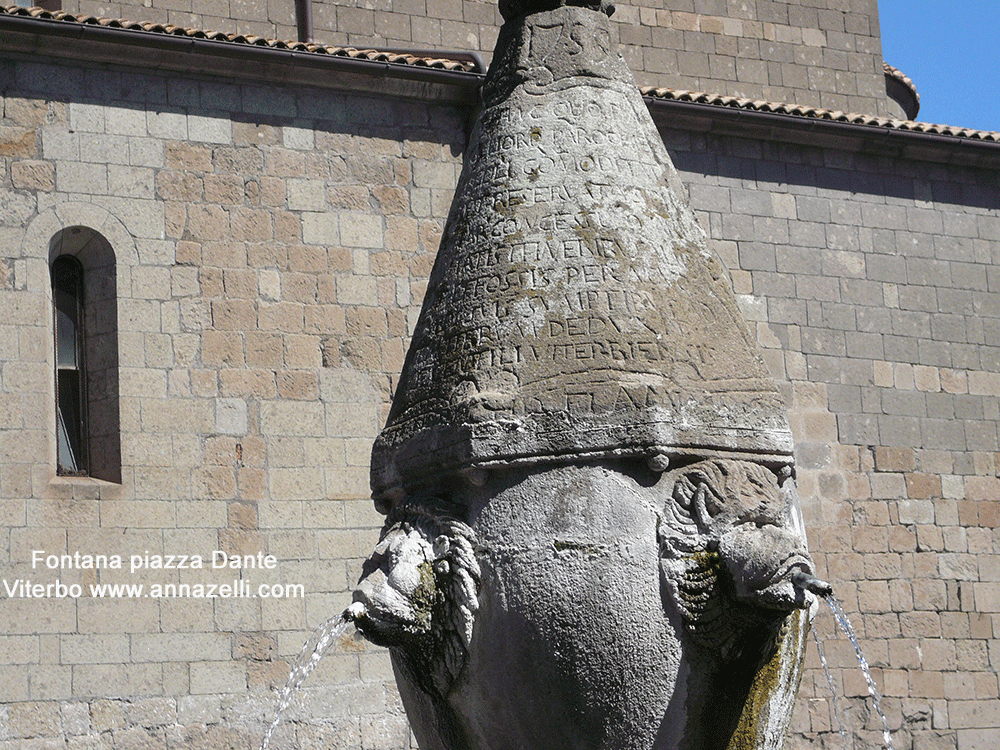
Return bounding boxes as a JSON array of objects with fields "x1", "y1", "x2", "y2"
[{"x1": 370, "y1": 4, "x2": 793, "y2": 505}]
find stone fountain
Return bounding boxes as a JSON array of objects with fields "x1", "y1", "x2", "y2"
[{"x1": 349, "y1": 2, "x2": 828, "y2": 748}]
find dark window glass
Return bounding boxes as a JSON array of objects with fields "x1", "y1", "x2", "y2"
[{"x1": 52, "y1": 255, "x2": 88, "y2": 475}]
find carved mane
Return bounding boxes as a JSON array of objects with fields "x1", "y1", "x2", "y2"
[{"x1": 386, "y1": 501, "x2": 482, "y2": 695}]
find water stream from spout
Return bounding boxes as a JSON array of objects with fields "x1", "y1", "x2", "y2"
[
  {"x1": 259, "y1": 611, "x2": 355, "y2": 750},
  {"x1": 811, "y1": 624, "x2": 849, "y2": 750},
  {"x1": 823, "y1": 594, "x2": 894, "y2": 750}
]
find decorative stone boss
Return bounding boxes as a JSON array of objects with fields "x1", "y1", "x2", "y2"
[{"x1": 351, "y1": 2, "x2": 829, "y2": 749}]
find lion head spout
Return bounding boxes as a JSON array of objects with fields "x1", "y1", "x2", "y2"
[{"x1": 352, "y1": 500, "x2": 480, "y2": 697}]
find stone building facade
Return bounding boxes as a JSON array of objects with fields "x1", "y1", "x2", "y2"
[
  {"x1": 56, "y1": 0, "x2": 895, "y2": 115},
  {"x1": 0, "y1": 1, "x2": 998, "y2": 750}
]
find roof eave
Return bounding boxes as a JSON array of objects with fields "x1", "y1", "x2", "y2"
[
  {"x1": 0, "y1": 11, "x2": 483, "y2": 103},
  {"x1": 3, "y1": 10, "x2": 998, "y2": 168},
  {"x1": 645, "y1": 95, "x2": 1000, "y2": 169}
]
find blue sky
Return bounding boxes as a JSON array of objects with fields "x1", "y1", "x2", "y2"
[{"x1": 878, "y1": 0, "x2": 1000, "y2": 131}]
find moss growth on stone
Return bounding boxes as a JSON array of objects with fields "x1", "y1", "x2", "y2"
[
  {"x1": 725, "y1": 612, "x2": 804, "y2": 750},
  {"x1": 410, "y1": 560, "x2": 440, "y2": 630}
]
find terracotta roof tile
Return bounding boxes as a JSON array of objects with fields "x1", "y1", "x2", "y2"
[
  {"x1": 640, "y1": 86, "x2": 1000, "y2": 143},
  {"x1": 0, "y1": 4, "x2": 477, "y2": 71},
  {"x1": 883, "y1": 62, "x2": 920, "y2": 104}
]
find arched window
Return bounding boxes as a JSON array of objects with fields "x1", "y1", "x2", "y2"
[{"x1": 50, "y1": 227, "x2": 121, "y2": 483}]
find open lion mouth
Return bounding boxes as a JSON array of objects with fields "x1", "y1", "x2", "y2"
[
  {"x1": 352, "y1": 587, "x2": 417, "y2": 624},
  {"x1": 765, "y1": 554, "x2": 815, "y2": 590},
  {"x1": 746, "y1": 555, "x2": 818, "y2": 610},
  {"x1": 350, "y1": 583, "x2": 430, "y2": 648},
  {"x1": 351, "y1": 609, "x2": 414, "y2": 648}
]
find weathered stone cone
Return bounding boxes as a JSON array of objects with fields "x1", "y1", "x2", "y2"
[
  {"x1": 355, "y1": 4, "x2": 816, "y2": 750},
  {"x1": 370, "y1": 2, "x2": 793, "y2": 507}
]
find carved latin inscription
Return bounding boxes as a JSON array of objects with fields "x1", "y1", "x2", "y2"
[{"x1": 372, "y1": 8, "x2": 791, "y2": 496}]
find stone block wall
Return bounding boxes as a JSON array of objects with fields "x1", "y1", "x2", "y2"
[
  {"x1": 2, "y1": 36, "x2": 999, "y2": 750},
  {"x1": 0, "y1": 52, "x2": 467, "y2": 748},
  {"x1": 659, "y1": 124, "x2": 1000, "y2": 750},
  {"x1": 57, "y1": 0, "x2": 892, "y2": 116}
]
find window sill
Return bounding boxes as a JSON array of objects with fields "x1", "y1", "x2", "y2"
[{"x1": 50, "y1": 474, "x2": 121, "y2": 488}]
